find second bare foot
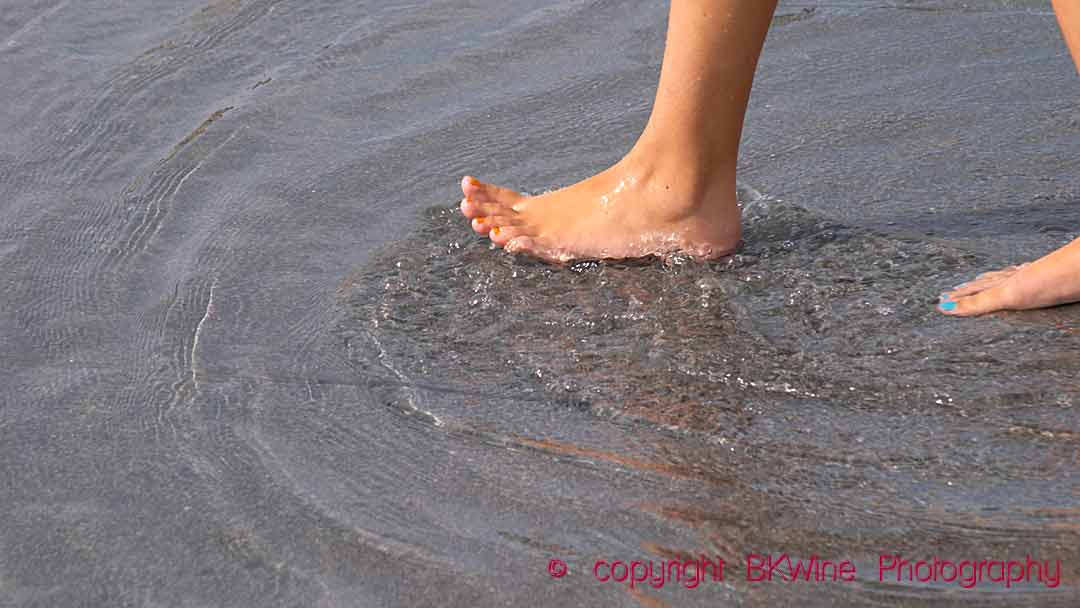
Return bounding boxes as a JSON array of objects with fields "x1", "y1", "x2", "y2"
[{"x1": 938, "y1": 237, "x2": 1080, "y2": 316}]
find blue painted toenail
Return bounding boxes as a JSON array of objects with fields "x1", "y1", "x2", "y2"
[{"x1": 939, "y1": 301, "x2": 957, "y2": 312}]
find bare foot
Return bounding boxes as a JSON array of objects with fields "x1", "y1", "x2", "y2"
[
  {"x1": 458, "y1": 155, "x2": 742, "y2": 264},
  {"x1": 938, "y1": 236, "x2": 1080, "y2": 316}
]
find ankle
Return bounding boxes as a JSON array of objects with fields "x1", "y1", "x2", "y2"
[{"x1": 617, "y1": 143, "x2": 736, "y2": 220}]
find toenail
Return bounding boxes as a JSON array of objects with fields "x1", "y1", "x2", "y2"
[
  {"x1": 492, "y1": 227, "x2": 501, "y2": 236},
  {"x1": 476, "y1": 217, "x2": 486, "y2": 224},
  {"x1": 939, "y1": 301, "x2": 957, "y2": 312},
  {"x1": 468, "y1": 177, "x2": 481, "y2": 186}
]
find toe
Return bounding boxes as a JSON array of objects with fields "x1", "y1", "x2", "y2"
[
  {"x1": 939, "y1": 284, "x2": 1015, "y2": 317},
  {"x1": 461, "y1": 176, "x2": 524, "y2": 205},
  {"x1": 472, "y1": 215, "x2": 521, "y2": 235},
  {"x1": 946, "y1": 277, "x2": 1004, "y2": 299},
  {"x1": 488, "y1": 225, "x2": 524, "y2": 246},
  {"x1": 460, "y1": 197, "x2": 504, "y2": 219},
  {"x1": 943, "y1": 266, "x2": 1025, "y2": 300},
  {"x1": 471, "y1": 216, "x2": 490, "y2": 234}
]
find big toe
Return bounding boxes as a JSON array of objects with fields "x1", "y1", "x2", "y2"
[
  {"x1": 938, "y1": 285, "x2": 1015, "y2": 317},
  {"x1": 461, "y1": 176, "x2": 524, "y2": 205}
]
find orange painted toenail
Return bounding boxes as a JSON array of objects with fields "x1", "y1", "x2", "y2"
[
  {"x1": 492, "y1": 227, "x2": 501, "y2": 236},
  {"x1": 468, "y1": 177, "x2": 481, "y2": 186},
  {"x1": 476, "y1": 217, "x2": 486, "y2": 225}
]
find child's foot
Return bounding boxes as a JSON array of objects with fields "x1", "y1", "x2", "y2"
[
  {"x1": 939, "y1": 237, "x2": 1080, "y2": 316},
  {"x1": 458, "y1": 154, "x2": 742, "y2": 264}
]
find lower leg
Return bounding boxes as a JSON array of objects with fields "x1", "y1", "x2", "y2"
[
  {"x1": 460, "y1": 0, "x2": 778, "y2": 263},
  {"x1": 1053, "y1": 0, "x2": 1080, "y2": 73}
]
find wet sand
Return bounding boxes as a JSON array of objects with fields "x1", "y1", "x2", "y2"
[{"x1": 1, "y1": 1, "x2": 1078, "y2": 606}]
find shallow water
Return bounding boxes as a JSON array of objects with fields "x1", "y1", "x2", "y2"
[{"x1": 1, "y1": 1, "x2": 1078, "y2": 607}]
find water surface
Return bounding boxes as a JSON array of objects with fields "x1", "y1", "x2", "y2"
[{"x1": 1, "y1": 1, "x2": 1078, "y2": 606}]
